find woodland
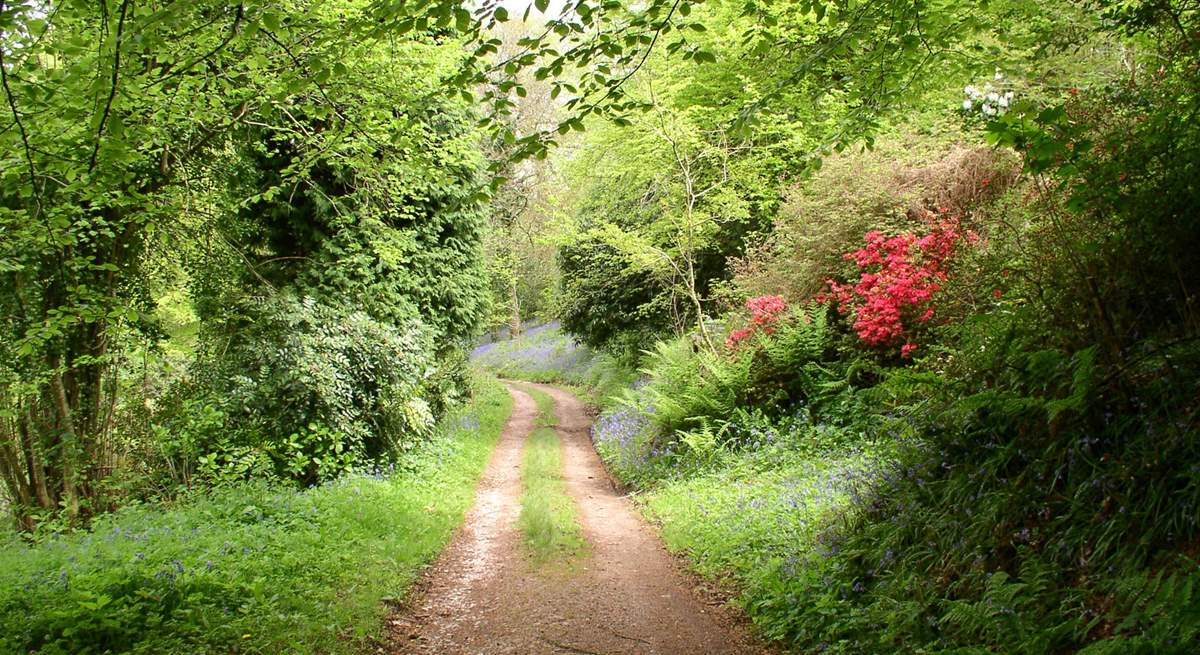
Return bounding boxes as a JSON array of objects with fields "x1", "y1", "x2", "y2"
[{"x1": 1, "y1": 0, "x2": 1198, "y2": 653}]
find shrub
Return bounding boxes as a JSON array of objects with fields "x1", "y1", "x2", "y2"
[
  {"x1": 726, "y1": 295, "x2": 789, "y2": 348},
  {"x1": 732, "y1": 133, "x2": 1018, "y2": 302},
  {"x1": 592, "y1": 306, "x2": 867, "y2": 488},
  {"x1": 821, "y1": 212, "x2": 977, "y2": 357},
  {"x1": 558, "y1": 238, "x2": 676, "y2": 358},
  {"x1": 185, "y1": 295, "x2": 439, "y2": 484}
]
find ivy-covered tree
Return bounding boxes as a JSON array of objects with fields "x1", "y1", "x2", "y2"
[
  {"x1": 0, "y1": 0, "x2": 497, "y2": 524},
  {"x1": 0, "y1": 0, "x2": 383, "y2": 522}
]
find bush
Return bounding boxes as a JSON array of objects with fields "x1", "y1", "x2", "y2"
[
  {"x1": 180, "y1": 295, "x2": 441, "y2": 485},
  {"x1": 636, "y1": 304, "x2": 850, "y2": 438},
  {"x1": 591, "y1": 304, "x2": 872, "y2": 488},
  {"x1": 558, "y1": 238, "x2": 677, "y2": 358},
  {"x1": 733, "y1": 133, "x2": 1018, "y2": 303},
  {"x1": 761, "y1": 304, "x2": 1200, "y2": 653}
]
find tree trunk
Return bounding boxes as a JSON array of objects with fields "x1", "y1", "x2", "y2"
[
  {"x1": 21, "y1": 409, "x2": 52, "y2": 509},
  {"x1": 50, "y1": 367, "x2": 81, "y2": 519},
  {"x1": 509, "y1": 277, "x2": 522, "y2": 338}
]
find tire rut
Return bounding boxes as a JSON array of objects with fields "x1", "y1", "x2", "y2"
[{"x1": 388, "y1": 383, "x2": 771, "y2": 655}]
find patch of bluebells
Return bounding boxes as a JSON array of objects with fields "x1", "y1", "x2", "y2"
[
  {"x1": 0, "y1": 473, "x2": 421, "y2": 652},
  {"x1": 472, "y1": 321, "x2": 560, "y2": 358},
  {"x1": 0, "y1": 482, "x2": 313, "y2": 650},
  {"x1": 471, "y1": 322, "x2": 597, "y2": 380},
  {"x1": 641, "y1": 450, "x2": 884, "y2": 593},
  {"x1": 591, "y1": 403, "x2": 662, "y2": 485},
  {"x1": 0, "y1": 378, "x2": 514, "y2": 653}
]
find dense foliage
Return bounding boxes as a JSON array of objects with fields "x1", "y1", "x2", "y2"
[
  {"x1": 0, "y1": 0, "x2": 499, "y2": 526},
  {"x1": 540, "y1": 1, "x2": 1200, "y2": 653}
]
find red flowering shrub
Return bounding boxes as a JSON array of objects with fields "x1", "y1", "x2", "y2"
[
  {"x1": 726, "y1": 294, "x2": 788, "y2": 349},
  {"x1": 747, "y1": 295, "x2": 788, "y2": 325},
  {"x1": 819, "y1": 212, "x2": 976, "y2": 357}
]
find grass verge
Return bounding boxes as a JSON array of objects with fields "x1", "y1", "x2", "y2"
[
  {"x1": 635, "y1": 452, "x2": 879, "y2": 641},
  {"x1": 519, "y1": 384, "x2": 559, "y2": 429},
  {"x1": 0, "y1": 373, "x2": 513, "y2": 655},
  {"x1": 515, "y1": 385, "x2": 587, "y2": 565}
]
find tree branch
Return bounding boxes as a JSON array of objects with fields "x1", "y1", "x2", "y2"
[
  {"x1": 146, "y1": 4, "x2": 244, "y2": 87},
  {"x1": 0, "y1": 1, "x2": 39, "y2": 204},
  {"x1": 89, "y1": 0, "x2": 131, "y2": 172}
]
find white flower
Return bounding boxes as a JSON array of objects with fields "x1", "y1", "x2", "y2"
[
  {"x1": 963, "y1": 99, "x2": 973, "y2": 111},
  {"x1": 965, "y1": 85, "x2": 978, "y2": 97},
  {"x1": 987, "y1": 92, "x2": 999, "y2": 103},
  {"x1": 995, "y1": 70, "x2": 1004, "y2": 80},
  {"x1": 998, "y1": 95, "x2": 1009, "y2": 108},
  {"x1": 982, "y1": 104, "x2": 995, "y2": 116}
]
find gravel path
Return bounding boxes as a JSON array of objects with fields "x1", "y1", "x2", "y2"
[{"x1": 388, "y1": 383, "x2": 770, "y2": 655}]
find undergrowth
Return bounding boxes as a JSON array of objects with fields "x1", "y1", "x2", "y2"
[
  {"x1": 639, "y1": 450, "x2": 881, "y2": 633},
  {"x1": 0, "y1": 374, "x2": 513, "y2": 655},
  {"x1": 591, "y1": 306, "x2": 1200, "y2": 653}
]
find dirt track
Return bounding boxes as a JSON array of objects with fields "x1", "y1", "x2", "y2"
[{"x1": 387, "y1": 382, "x2": 770, "y2": 655}]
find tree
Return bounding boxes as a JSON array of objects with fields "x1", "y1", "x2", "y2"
[
  {"x1": 481, "y1": 19, "x2": 567, "y2": 338},
  {"x1": 0, "y1": 0, "x2": 491, "y2": 524}
]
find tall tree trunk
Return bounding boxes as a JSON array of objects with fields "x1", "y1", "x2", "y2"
[
  {"x1": 50, "y1": 367, "x2": 81, "y2": 518},
  {"x1": 509, "y1": 277, "x2": 522, "y2": 338}
]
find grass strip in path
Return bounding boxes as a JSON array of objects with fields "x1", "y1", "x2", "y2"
[
  {"x1": 0, "y1": 374, "x2": 514, "y2": 655},
  {"x1": 514, "y1": 384, "x2": 588, "y2": 565}
]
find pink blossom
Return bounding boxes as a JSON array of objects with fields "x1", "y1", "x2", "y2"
[
  {"x1": 726, "y1": 295, "x2": 789, "y2": 350},
  {"x1": 819, "y1": 216, "x2": 973, "y2": 354}
]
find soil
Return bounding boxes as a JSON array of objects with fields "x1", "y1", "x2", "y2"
[{"x1": 386, "y1": 382, "x2": 773, "y2": 655}]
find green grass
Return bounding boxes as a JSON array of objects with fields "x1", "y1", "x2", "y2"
[
  {"x1": 635, "y1": 451, "x2": 880, "y2": 641},
  {"x1": 515, "y1": 386, "x2": 587, "y2": 565},
  {"x1": 640, "y1": 454, "x2": 873, "y2": 577},
  {"x1": 0, "y1": 373, "x2": 513, "y2": 655},
  {"x1": 519, "y1": 384, "x2": 558, "y2": 428}
]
